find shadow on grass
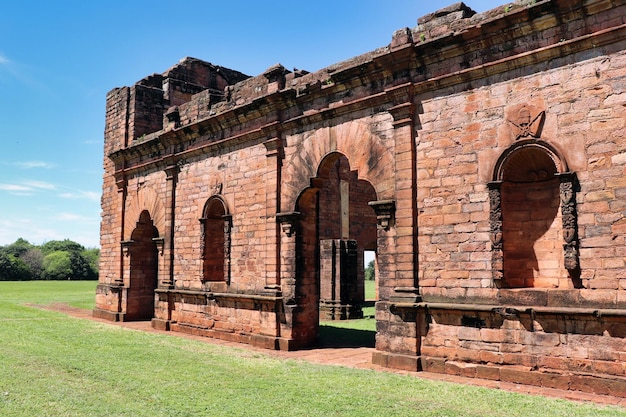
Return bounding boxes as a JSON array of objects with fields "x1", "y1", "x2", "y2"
[{"x1": 316, "y1": 325, "x2": 375, "y2": 348}]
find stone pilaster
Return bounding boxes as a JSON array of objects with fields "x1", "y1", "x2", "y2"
[
  {"x1": 163, "y1": 163, "x2": 178, "y2": 288},
  {"x1": 385, "y1": 83, "x2": 420, "y2": 302},
  {"x1": 263, "y1": 125, "x2": 283, "y2": 291}
]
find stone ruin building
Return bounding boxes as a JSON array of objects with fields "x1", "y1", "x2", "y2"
[{"x1": 95, "y1": 0, "x2": 626, "y2": 397}]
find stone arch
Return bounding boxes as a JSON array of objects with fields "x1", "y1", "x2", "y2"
[
  {"x1": 492, "y1": 140, "x2": 568, "y2": 182},
  {"x1": 200, "y1": 195, "x2": 231, "y2": 283},
  {"x1": 281, "y1": 121, "x2": 393, "y2": 213},
  {"x1": 124, "y1": 186, "x2": 166, "y2": 241},
  {"x1": 292, "y1": 151, "x2": 378, "y2": 346},
  {"x1": 489, "y1": 139, "x2": 579, "y2": 288},
  {"x1": 126, "y1": 209, "x2": 159, "y2": 321}
]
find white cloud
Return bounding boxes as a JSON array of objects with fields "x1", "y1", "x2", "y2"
[
  {"x1": 0, "y1": 183, "x2": 32, "y2": 192},
  {"x1": 59, "y1": 190, "x2": 100, "y2": 201},
  {"x1": 0, "y1": 54, "x2": 8, "y2": 65},
  {"x1": 55, "y1": 212, "x2": 98, "y2": 223},
  {"x1": 0, "y1": 180, "x2": 56, "y2": 195},
  {"x1": 23, "y1": 180, "x2": 56, "y2": 190},
  {"x1": 14, "y1": 160, "x2": 54, "y2": 169}
]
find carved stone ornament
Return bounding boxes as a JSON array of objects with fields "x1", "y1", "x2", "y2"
[
  {"x1": 488, "y1": 182, "x2": 503, "y2": 282},
  {"x1": 558, "y1": 173, "x2": 579, "y2": 270},
  {"x1": 276, "y1": 212, "x2": 300, "y2": 237},
  {"x1": 368, "y1": 200, "x2": 396, "y2": 231},
  {"x1": 506, "y1": 104, "x2": 545, "y2": 140},
  {"x1": 152, "y1": 237, "x2": 165, "y2": 256},
  {"x1": 210, "y1": 178, "x2": 223, "y2": 195},
  {"x1": 121, "y1": 240, "x2": 134, "y2": 257},
  {"x1": 223, "y1": 214, "x2": 232, "y2": 285}
]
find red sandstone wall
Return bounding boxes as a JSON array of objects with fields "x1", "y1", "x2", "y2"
[
  {"x1": 417, "y1": 46, "x2": 626, "y2": 300},
  {"x1": 96, "y1": 0, "x2": 626, "y2": 393}
]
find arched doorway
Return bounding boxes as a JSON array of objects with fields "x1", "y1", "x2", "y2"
[
  {"x1": 295, "y1": 152, "x2": 378, "y2": 347},
  {"x1": 127, "y1": 210, "x2": 159, "y2": 320},
  {"x1": 491, "y1": 141, "x2": 579, "y2": 288},
  {"x1": 201, "y1": 196, "x2": 230, "y2": 284}
]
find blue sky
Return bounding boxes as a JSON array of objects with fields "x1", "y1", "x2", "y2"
[{"x1": 0, "y1": 0, "x2": 504, "y2": 248}]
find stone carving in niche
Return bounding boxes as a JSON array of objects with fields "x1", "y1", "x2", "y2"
[
  {"x1": 488, "y1": 182, "x2": 503, "y2": 282},
  {"x1": 558, "y1": 173, "x2": 579, "y2": 271},
  {"x1": 506, "y1": 104, "x2": 545, "y2": 140},
  {"x1": 223, "y1": 214, "x2": 232, "y2": 285}
]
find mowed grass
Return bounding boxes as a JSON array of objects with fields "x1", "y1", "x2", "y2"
[{"x1": 1, "y1": 282, "x2": 625, "y2": 416}]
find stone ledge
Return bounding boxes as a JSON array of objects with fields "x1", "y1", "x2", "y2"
[
  {"x1": 390, "y1": 301, "x2": 626, "y2": 318},
  {"x1": 92, "y1": 308, "x2": 123, "y2": 322},
  {"x1": 420, "y1": 356, "x2": 626, "y2": 398}
]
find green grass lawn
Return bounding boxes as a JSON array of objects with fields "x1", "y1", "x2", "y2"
[{"x1": 0, "y1": 281, "x2": 624, "y2": 417}]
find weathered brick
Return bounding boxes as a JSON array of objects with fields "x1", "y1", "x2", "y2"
[{"x1": 93, "y1": 0, "x2": 626, "y2": 398}]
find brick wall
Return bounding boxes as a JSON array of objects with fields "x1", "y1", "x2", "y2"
[{"x1": 95, "y1": 0, "x2": 626, "y2": 396}]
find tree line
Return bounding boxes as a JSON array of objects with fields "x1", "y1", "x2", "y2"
[{"x1": 0, "y1": 238, "x2": 99, "y2": 281}]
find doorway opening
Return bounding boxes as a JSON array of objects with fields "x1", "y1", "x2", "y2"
[
  {"x1": 295, "y1": 152, "x2": 378, "y2": 348},
  {"x1": 126, "y1": 210, "x2": 159, "y2": 320}
]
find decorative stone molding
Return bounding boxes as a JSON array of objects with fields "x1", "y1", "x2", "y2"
[
  {"x1": 276, "y1": 212, "x2": 300, "y2": 237},
  {"x1": 557, "y1": 172, "x2": 579, "y2": 271},
  {"x1": 152, "y1": 237, "x2": 165, "y2": 256},
  {"x1": 506, "y1": 104, "x2": 545, "y2": 140},
  {"x1": 223, "y1": 214, "x2": 232, "y2": 285},
  {"x1": 121, "y1": 240, "x2": 134, "y2": 257},
  {"x1": 164, "y1": 164, "x2": 179, "y2": 182},
  {"x1": 165, "y1": 106, "x2": 180, "y2": 130},
  {"x1": 487, "y1": 181, "x2": 503, "y2": 282},
  {"x1": 368, "y1": 200, "x2": 396, "y2": 231},
  {"x1": 385, "y1": 83, "x2": 414, "y2": 127}
]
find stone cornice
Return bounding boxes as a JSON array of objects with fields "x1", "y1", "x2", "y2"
[{"x1": 108, "y1": 2, "x2": 625, "y2": 177}]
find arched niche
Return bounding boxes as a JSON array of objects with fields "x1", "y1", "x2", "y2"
[
  {"x1": 199, "y1": 196, "x2": 231, "y2": 284},
  {"x1": 489, "y1": 140, "x2": 579, "y2": 288}
]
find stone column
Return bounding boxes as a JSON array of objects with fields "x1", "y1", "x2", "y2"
[
  {"x1": 385, "y1": 83, "x2": 421, "y2": 302},
  {"x1": 115, "y1": 173, "x2": 127, "y2": 287},
  {"x1": 488, "y1": 181, "x2": 504, "y2": 285},
  {"x1": 162, "y1": 163, "x2": 178, "y2": 288},
  {"x1": 263, "y1": 126, "x2": 283, "y2": 293},
  {"x1": 319, "y1": 239, "x2": 361, "y2": 320},
  {"x1": 276, "y1": 212, "x2": 299, "y2": 304},
  {"x1": 276, "y1": 211, "x2": 299, "y2": 346},
  {"x1": 557, "y1": 172, "x2": 579, "y2": 271}
]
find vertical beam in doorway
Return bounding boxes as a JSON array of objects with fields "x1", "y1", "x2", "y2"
[{"x1": 340, "y1": 180, "x2": 350, "y2": 239}]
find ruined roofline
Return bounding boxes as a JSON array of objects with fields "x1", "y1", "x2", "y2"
[
  {"x1": 116, "y1": 0, "x2": 619, "y2": 147},
  {"x1": 155, "y1": 0, "x2": 561, "y2": 124},
  {"x1": 106, "y1": 1, "x2": 520, "y2": 101}
]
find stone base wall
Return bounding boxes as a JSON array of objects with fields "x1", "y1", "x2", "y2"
[
  {"x1": 374, "y1": 299, "x2": 626, "y2": 397},
  {"x1": 151, "y1": 289, "x2": 289, "y2": 350}
]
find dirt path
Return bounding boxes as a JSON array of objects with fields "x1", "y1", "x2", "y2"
[{"x1": 41, "y1": 303, "x2": 626, "y2": 408}]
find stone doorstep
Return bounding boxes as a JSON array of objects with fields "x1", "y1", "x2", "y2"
[{"x1": 419, "y1": 355, "x2": 626, "y2": 398}]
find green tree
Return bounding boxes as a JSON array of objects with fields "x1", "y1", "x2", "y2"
[
  {"x1": 21, "y1": 247, "x2": 44, "y2": 279},
  {"x1": 42, "y1": 251, "x2": 73, "y2": 280},
  {"x1": 82, "y1": 248, "x2": 100, "y2": 278},
  {"x1": 41, "y1": 239, "x2": 85, "y2": 255},
  {"x1": 69, "y1": 252, "x2": 97, "y2": 280},
  {"x1": 364, "y1": 259, "x2": 375, "y2": 281},
  {"x1": 4, "y1": 238, "x2": 33, "y2": 257},
  {"x1": 0, "y1": 251, "x2": 31, "y2": 281}
]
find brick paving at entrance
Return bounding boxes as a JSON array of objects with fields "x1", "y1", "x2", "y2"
[{"x1": 44, "y1": 304, "x2": 626, "y2": 408}]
